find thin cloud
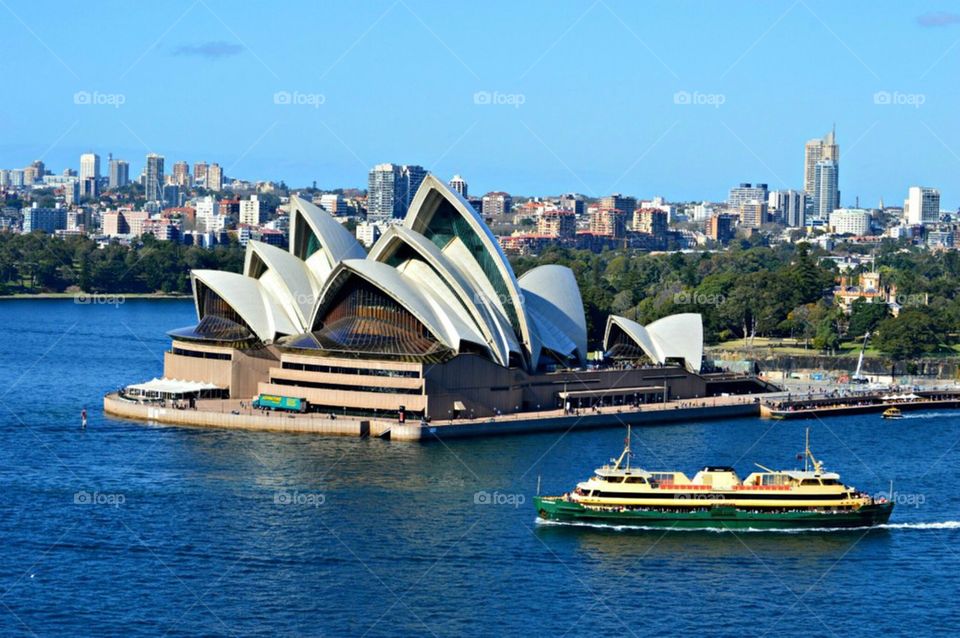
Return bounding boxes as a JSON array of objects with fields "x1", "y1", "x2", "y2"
[
  {"x1": 171, "y1": 41, "x2": 244, "y2": 59},
  {"x1": 917, "y1": 12, "x2": 960, "y2": 27}
]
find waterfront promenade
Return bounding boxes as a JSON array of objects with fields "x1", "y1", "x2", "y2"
[{"x1": 104, "y1": 392, "x2": 764, "y2": 441}]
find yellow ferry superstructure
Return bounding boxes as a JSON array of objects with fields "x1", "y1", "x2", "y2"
[{"x1": 535, "y1": 429, "x2": 894, "y2": 528}]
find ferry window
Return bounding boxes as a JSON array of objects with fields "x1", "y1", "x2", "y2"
[
  {"x1": 821, "y1": 479, "x2": 839, "y2": 485},
  {"x1": 650, "y1": 473, "x2": 673, "y2": 483},
  {"x1": 625, "y1": 477, "x2": 647, "y2": 484},
  {"x1": 800, "y1": 479, "x2": 822, "y2": 486}
]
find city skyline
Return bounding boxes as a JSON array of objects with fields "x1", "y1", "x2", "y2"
[{"x1": 1, "y1": 2, "x2": 959, "y2": 206}]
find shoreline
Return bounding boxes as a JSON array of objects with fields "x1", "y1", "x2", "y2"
[{"x1": 0, "y1": 292, "x2": 191, "y2": 300}]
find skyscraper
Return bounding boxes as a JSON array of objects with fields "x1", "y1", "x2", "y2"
[
  {"x1": 904, "y1": 186, "x2": 940, "y2": 225},
  {"x1": 366, "y1": 163, "x2": 426, "y2": 222},
  {"x1": 80, "y1": 152, "x2": 100, "y2": 197},
  {"x1": 812, "y1": 160, "x2": 839, "y2": 220},
  {"x1": 193, "y1": 161, "x2": 209, "y2": 186},
  {"x1": 207, "y1": 163, "x2": 223, "y2": 191},
  {"x1": 31, "y1": 160, "x2": 45, "y2": 180},
  {"x1": 109, "y1": 159, "x2": 129, "y2": 190},
  {"x1": 172, "y1": 161, "x2": 191, "y2": 187},
  {"x1": 145, "y1": 153, "x2": 165, "y2": 203},
  {"x1": 804, "y1": 127, "x2": 839, "y2": 195},
  {"x1": 449, "y1": 174, "x2": 468, "y2": 198}
]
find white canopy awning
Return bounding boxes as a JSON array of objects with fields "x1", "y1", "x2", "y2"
[{"x1": 126, "y1": 378, "x2": 221, "y2": 395}]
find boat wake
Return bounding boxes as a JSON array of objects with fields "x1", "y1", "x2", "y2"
[
  {"x1": 534, "y1": 518, "x2": 960, "y2": 534},
  {"x1": 901, "y1": 412, "x2": 956, "y2": 420}
]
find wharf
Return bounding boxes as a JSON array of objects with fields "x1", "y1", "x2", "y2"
[{"x1": 760, "y1": 389, "x2": 960, "y2": 420}]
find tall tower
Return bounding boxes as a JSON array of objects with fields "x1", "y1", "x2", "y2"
[
  {"x1": 804, "y1": 127, "x2": 839, "y2": 195},
  {"x1": 145, "y1": 153, "x2": 165, "y2": 202}
]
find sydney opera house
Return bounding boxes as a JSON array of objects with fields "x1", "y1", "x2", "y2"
[{"x1": 152, "y1": 174, "x2": 766, "y2": 421}]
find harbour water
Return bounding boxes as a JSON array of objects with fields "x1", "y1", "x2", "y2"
[{"x1": 1, "y1": 299, "x2": 959, "y2": 636}]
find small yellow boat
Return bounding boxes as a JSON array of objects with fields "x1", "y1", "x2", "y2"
[{"x1": 882, "y1": 407, "x2": 903, "y2": 419}]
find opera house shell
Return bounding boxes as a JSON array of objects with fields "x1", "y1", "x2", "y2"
[{"x1": 160, "y1": 174, "x2": 747, "y2": 420}]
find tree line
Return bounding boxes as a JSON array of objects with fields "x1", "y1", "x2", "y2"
[
  {"x1": 512, "y1": 239, "x2": 959, "y2": 361},
  {"x1": 0, "y1": 232, "x2": 243, "y2": 295}
]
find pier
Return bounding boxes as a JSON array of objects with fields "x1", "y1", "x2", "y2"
[{"x1": 760, "y1": 388, "x2": 960, "y2": 419}]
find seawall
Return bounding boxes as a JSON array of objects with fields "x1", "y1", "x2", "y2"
[
  {"x1": 103, "y1": 393, "x2": 379, "y2": 436},
  {"x1": 390, "y1": 402, "x2": 761, "y2": 441}
]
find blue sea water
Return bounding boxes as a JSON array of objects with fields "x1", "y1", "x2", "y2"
[{"x1": 1, "y1": 299, "x2": 959, "y2": 637}]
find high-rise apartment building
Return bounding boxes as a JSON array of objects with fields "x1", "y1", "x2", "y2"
[
  {"x1": 537, "y1": 210, "x2": 576, "y2": 238},
  {"x1": 172, "y1": 161, "x2": 191, "y2": 187},
  {"x1": 904, "y1": 186, "x2": 940, "y2": 225},
  {"x1": 367, "y1": 163, "x2": 400, "y2": 222},
  {"x1": 632, "y1": 208, "x2": 668, "y2": 236},
  {"x1": 109, "y1": 159, "x2": 129, "y2": 190},
  {"x1": 239, "y1": 195, "x2": 264, "y2": 226},
  {"x1": 812, "y1": 160, "x2": 839, "y2": 220},
  {"x1": 738, "y1": 200, "x2": 768, "y2": 228},
  {"x1": 728, "y1": 183, "x2": 768, "y2": 209},
  {"x1": 560, "y1": 193, "x2": 586, "y2": 216},
  {"x1": 706, "y1": 214, "x2": 737, "y2": 244},
  {"x1": 193, "y1": 161, "x2": 209, "y2": 186},
  {"x1": 778, "y1": 189, "x2": 806, "y2": 227},
  {"x1": 80, "y1": 152, "x2": 100, "y2": 197},
  {"x1": 145, "y1": 153, "x2": 165, "y2": 203},
  {"x1": 366, "y1": 163, "x2": 427, "y2": 222},
  {"x1": 207, "y1": 163, "x2": 223, "y2": 192},
  {"x1": 481, "y1": 192, "x2": 513, "y2": 217},
  {"x1": 600, "y1": 193, "x2": 637, "y2": 216},
  {"x1": 589, "y1": 208, "x2": 626, "y2": 238},
  {"x1": 804, "y1": 127, "x2": 839, "y2": 195}
]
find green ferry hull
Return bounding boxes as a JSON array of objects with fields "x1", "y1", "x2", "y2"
[{"x1": 534, "y1": 497, "x2": 894, "y2": 530}]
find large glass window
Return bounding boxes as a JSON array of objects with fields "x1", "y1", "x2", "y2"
[
  {"x1": 605, "y1": 325, "x2": 653, "y2": 362},
  {"x1": 293, "y1": 213, "x2": 322, "y2": 261},
  {"x1": 420, "y1": 199, "x2": 520, "y2": 334},
  {"x1": 169, "y1": 282, "x2": 257, "y2": 345},
  {"x1": 309, "y1": 278, "x2": 449, "y2": 360}
]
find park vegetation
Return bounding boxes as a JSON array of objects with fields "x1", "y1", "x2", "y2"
[{"x1": 2, "y1": 231, "x2": 957, "y2": 360}]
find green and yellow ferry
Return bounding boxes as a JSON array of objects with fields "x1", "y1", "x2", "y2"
[{"x1": 535, "y1": 429, "x2": 893, "y2": 530}]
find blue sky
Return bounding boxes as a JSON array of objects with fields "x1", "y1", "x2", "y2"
[{"x1": 1, "y1": 1, "x2": 959, "y2": 206}]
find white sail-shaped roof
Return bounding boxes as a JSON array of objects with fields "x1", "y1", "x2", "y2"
[
  {"x1": 519, "y1": 265, "x2": 588, "y2": 364},
  {"x1": 646, "y1": 313, "x2": 703, "y2": 373},
  {"x1": 311, "y1": 259, "x2": 487, "y2": 354},
  {"x1": 243, "y1": 240, "x2": 320, "y2": 329},
  {"x1": 403, "y1": 174, "x2": 538, "y2": 368},
  {"x1": 191, "y1": 269, "x2": 299, "y2": 343},
  {"x1": 288, "y1": 194, "x2": 366, "y2": 281},
  {"x1": 604, "y1": 313, "x2": 704, "y2": 372},
  {"x1": 368, "y1": 225, "x2": 520, "y2": 366}
]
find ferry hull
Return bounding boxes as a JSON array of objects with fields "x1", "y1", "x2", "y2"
[{"x1": 534, "y1": 497, "x2": 894, "y2": 529}]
